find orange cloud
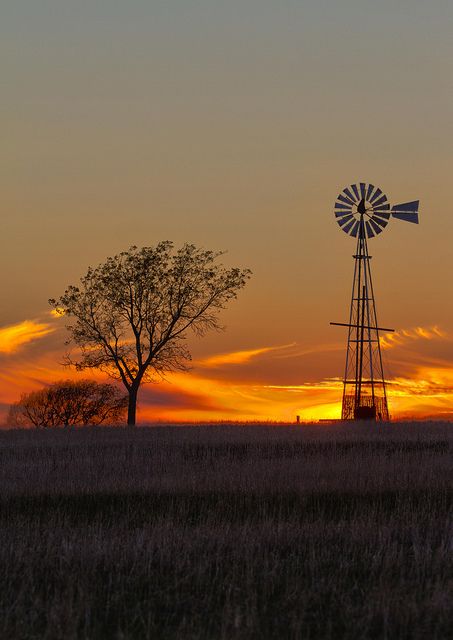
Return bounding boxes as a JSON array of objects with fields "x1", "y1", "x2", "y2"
[
  {"x1": 384, "y1": 365, "x2": 453, "y2": 419},
  {"x1": 387, "y1": 366, "x2": 453, "y2": 399},
  {"x1": 2, "y1": 326, "x2": 453, "y2": 425},
  {"x1": 380, "y1": 325, "x2": 446, "y2": 349},
  {"x1": 137, "y1": 371, "x2": 345, "y2": 423},
  {"x1": 265, "y1": 380, "x2": 342, "y2": 392},
  {"x1": 0, "y1": 320, "x2": 55, "y2": 354},
  {"x1": 3, "y1": 354, "x2": 453, "y2": 424},
  {"x1": 198, "y1": 343, "x2": 295, "y2": 367}
]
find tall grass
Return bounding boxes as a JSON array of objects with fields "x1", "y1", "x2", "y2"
[{"x1": 0, "y1": 423, "x2": 452, "y2": 639}]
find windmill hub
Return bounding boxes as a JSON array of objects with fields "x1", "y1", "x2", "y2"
[
  {"x1": 331, "y1": 182, "x2": 419, "y2": 422},
  {"x1": 357, "y1": 198, "x2": 367, "y2": 215}
]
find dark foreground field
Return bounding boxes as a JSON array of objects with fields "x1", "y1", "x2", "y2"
[{"x1": 0, "y1": 423, "x2": 452, "y2": 640}]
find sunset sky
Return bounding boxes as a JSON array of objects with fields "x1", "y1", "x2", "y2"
[{"x1": 1, "y1": 1, "x2": 453, "y2": 422}]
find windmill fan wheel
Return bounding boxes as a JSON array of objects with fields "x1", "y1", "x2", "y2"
[{"x1": 334, "y1": 183, "x2": 390, "y2": 238}]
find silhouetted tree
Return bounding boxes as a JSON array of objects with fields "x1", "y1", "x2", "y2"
[
  {"x1": 8, "y1": 380, "x2": 127, "y2": 428},
  {"x1": 49, "y1": 243, "x2": 251, "y2": 425}
]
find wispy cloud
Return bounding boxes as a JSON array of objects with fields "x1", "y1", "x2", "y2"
[
  {"x1": 198, "y1": 343, "x2": 296, "y2": 367},
  {"x1": 0, "y1": 320, "x2": 55, "y2": 354},
  {"x1": 388, "y1": 366, "x2": 453, "y2": 398},
  {"x1": 380, "y1": 325, "x2": 446, "y2": 350},
  {"x1": 264, "y1": 380, "x2": 342, "y2": 392}
]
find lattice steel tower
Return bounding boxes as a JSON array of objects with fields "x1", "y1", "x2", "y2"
[{"x1": 331, "y1": 182, "x2": 419, "y2": 421}]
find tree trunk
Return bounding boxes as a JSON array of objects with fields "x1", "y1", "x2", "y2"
[{"x1": 127, "y1": 386, "x2": 138, "y2": 426}]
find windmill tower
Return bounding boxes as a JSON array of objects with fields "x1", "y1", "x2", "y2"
[{"x1": 331, "y1": 183, "x2": 419, "y2": 421}]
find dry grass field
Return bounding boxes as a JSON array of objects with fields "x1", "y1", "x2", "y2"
[{"x1": 0, "y1": 422, "x2": 452, "y2": 639}]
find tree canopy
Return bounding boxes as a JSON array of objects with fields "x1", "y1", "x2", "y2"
[
  {"x1": 9, "y1": 380, "x2": 127, "y2": 428},
  {"x1": 50, "y1": 242, "x2": 251, "y2": 425}
]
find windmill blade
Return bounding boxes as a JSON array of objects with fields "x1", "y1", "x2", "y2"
[
  {"x1": 336, "y1": 214, "x2": 353, "y2": 226},
  {"x1": 337, "y1": 193, "x2": 355, "y2": 207},
  {"x1": 369, "y1": 188, "x2": 383, "y2": 204},
  {"x1": 338, "y1": 214, "x2": 354, "y2": 226},
  {"x1": 373, "y1": 203, "x2": 390, "y2": 214},
  {"x1": 370, "y1": 216, "x2": 388, "y2": 231},
  {"x1": 335, "y1": 204, "x2": 352, "y2": 216},
  {"x1": 343, "y1": 187, "x2": 358, "y2": 203},
  {"x1": 391, "y1": 200, "x2": 419, "y2": 224},
  {"x1": 373, "y1": 214, "x2": 390, "y2": 224},
  {"x1": 366, "y1": 184, "x2": 375, "y2": 201},
  {"x1": 342, "y1": 218, "x2": 356, "y2": 234},
  {"x1": 335, "y1": 200, "x2": 352, "y2": 210},
  {"x1": 335, "y1": 207, "x2": 352, "y2": 216},
  {"x1": 351, "y1": 184, "x2": 360, "y2": 200},
  {"x1": 359, "y1": 183, "x2": 367, "y2": 198},
  {"x1": 372, "y1": 194, "x2": 388, "y2": 208},
  {"x1": 373, "y1": 212, "x2": 390, "y2": 222},
  {"x1": 369, "y1": 218, "x2": 385, "y2": 235}
]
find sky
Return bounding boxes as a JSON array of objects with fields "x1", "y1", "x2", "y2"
[{"x1": 1, "y1": 0, "x2": 453, "y2": 422}]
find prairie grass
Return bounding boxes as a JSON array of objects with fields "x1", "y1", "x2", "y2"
[{"x1": 0, "y1": 422, "x2": 452, "y2": 639}]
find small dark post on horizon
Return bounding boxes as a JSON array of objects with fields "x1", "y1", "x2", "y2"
[{"x1": 330, "y1": 183, "x2": 419, "y2": 421}]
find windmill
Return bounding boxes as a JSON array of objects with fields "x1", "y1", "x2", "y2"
[{"x1": 331, "y1": 182, "x2": 419, "y2": 421}]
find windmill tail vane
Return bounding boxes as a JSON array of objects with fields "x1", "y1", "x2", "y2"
[
  {"x1": 391, "y1": 201, "x2": 419, "y2": 224},
  {"x1": 331, "y1": 182, "x2": 419, "y2": 421}
]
